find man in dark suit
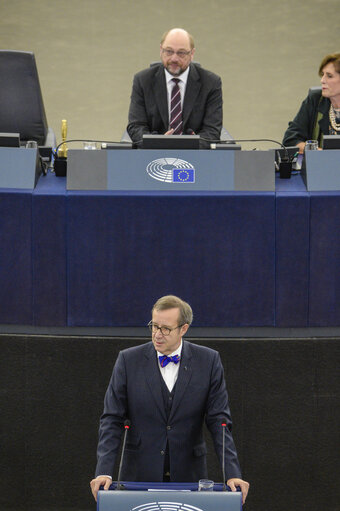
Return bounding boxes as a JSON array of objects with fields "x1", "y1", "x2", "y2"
[
  {"x1": 90, "y1": 295, "x2": 249, "y2": 504},
  {"x1": 127, "y1": 28, "x2": 222, "y2": 147}
]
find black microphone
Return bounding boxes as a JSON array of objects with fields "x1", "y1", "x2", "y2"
[
  {"x1": 116, "y1": 419, "x2": 131, "y2": 490},
  {"x1": 185, "y1": 128, "x2": 195, "y2": 135},
  {"x1": 53, "y1": 138, "x2": 132, "y2": 158},
  {"x1": 221, "y1": 418, "x2": 227, "y2": 491}
]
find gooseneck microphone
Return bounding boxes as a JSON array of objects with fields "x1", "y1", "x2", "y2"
[
  {"x1": 53, "y1": 138, "x2": 132, "y2": 157},
  {"x1": 221, "y1": 418, "x2": 227, "y2": 491},
  {"x1": 116, "y1": 419, "x2": 131, "y2": 490}
]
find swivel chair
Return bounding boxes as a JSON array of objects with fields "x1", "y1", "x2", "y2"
[{"x1": 0, "y1": 50, "x2": 56, "y2": 151}]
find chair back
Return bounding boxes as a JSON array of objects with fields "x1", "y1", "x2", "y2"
[
  {"x1": 308, "y1": 86, "x2": 322, "y2": 95},
  {"x1": 0, "y1": 50, "x2": 48, "y2": 145}
]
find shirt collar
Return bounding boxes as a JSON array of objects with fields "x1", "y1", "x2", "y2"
[
  {"x1": 164, "y1": 66, "x2": 190, "y2": 86},
  {"x1": 156, "y1": 339, "x2": 183, "y2": 358}
]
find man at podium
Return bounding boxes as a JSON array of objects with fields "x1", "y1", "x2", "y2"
[
  {"x1": 126, "y1": 28, "x2": 223, "y2": 147},
  {"x1": 90, "y1": 295, "x2": 249, "y2": 504}
]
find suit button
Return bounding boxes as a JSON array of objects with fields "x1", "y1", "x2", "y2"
[
  {"x1": 167, "y1": 425, "x2": 171, "y2": 430},
  {"x1": 160, "y1": 450, "x2": 165, "y2": 455}
]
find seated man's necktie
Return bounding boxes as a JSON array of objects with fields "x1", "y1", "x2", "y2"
[{"x1": 169, "y1": 78, "x2": 183, "y2": 134}]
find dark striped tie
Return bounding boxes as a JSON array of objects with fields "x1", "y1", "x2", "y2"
[{"x1": 169, "y1": 78, "x2": 183, "y2": 134}]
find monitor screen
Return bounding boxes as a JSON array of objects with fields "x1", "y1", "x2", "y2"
[
  {"x1": 142, "y1": 134, "x2": 200, "y2": 150},
  {"x1": 323, "y1": 135, "x2": 340, "y2": 150},
  {"x1": 0, "y1": 132, "x2": 20, "y2": 147}
]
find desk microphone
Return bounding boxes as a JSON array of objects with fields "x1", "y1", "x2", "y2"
[
  {"x1": 116, "y1": 419, "x2": 131, "y2": 490},
  {"x1": 221, "y1": 418, "x2": 227, "y2": 491}
]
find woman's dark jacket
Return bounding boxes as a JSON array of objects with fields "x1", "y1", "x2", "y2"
[{"x1": 282, "y1": 89, "x2": 330, "y2": 147}]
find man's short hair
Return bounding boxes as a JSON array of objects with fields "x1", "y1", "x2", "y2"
[
  {"x1": 160, "y1": 29, "x2": 195, "y2": 50},
  {"x1": 318, "y1": 52, "x2": 340, "y2": 76},
  {"x1": 152, "y1": 295, "x2": 193, "y2": 325}
]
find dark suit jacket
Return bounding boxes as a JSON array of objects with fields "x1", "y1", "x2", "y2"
[
  {"x1": 282, "y1": 89, "x2": 330, "y2": 147},
  {"x1": 127, "y1": 63, "x2": 223, "y2": 148},
  {"x1": 95, "y1": 340, "x2": 242, "y2": 482}
]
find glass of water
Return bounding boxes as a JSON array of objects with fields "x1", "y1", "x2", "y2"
[
  {"x1": 83, "y1": 141, "x2": 97, "y2": 150},
  {"x1": 198, "y1": 479, "x2": 214, "y2": 491},
  {"x1": 26, "y1": 140, "x2": 38, "y2": 149},
  {"x1": 305, "y1": 140, "x2": 318, "y2": 150}
]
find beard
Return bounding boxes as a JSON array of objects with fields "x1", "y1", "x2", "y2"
[{"x1": 165, "y1": 62, "x2": 188, "y2": 76}]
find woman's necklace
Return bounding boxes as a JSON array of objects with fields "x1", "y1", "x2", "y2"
[{"x1": 329, "y1": 104, "x2": 340, "y2": 132}]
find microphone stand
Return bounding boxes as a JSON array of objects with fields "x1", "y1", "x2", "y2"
[
  {"x1": 116, "y1": 420, "x2": 131, "y2": 490},
  {"x1": 221, "y1": 419, "x2": 227, "y2": 491}
]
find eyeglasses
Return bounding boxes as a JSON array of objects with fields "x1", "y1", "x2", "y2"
[
  {"x1": 148, "y1": 321, "x2": 184, "y2": 336},
  {"x1": 161, "y1": 48, "x2": 192, "y2": 59}
]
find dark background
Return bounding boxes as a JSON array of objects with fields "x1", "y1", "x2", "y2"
[{"x1": 0, "y1": 334, "x2": 339, "y2": 511}]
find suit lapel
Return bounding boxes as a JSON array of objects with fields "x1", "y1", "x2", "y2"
[
  {"x1": 153, "y1": 66, "x2": 169, "y2": 130},
  {"x1": 182, "y1": 65, "x2": 201, "y2": 127},
  {"x1": 169, "y1": 340, "x2": 193, "y2": 422},
  {"x1": 144, "y1": 343, "x2": 167, "y2": 422}
]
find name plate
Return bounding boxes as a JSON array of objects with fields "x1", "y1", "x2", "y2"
[
  {"x1": 66, "y1": 149, "x2": 274, "y2": 192},
  {"x1": 0, "y1": 147, "x2": 40, "y2": 189},
  {"x1": 303, "y1": 150, "x2": 340, "y2": 191}
]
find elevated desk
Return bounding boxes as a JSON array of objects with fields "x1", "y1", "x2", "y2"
[
  {"x1": 0, "y1": 160, "x2": 340, "y2": 328},
  {"x1": 276, "y1": 172, "x2": 340, "y2": 327},
  {"x1": 275, "y1": 173, "x2": 310, "y2": 327},
  {"x1": 66, "y1": 189, "x2": 275, "y2": 327}
]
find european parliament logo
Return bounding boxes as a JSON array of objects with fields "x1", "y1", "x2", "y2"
[
  {"x1": 131, "y1": 503, "x2": 204, "y2": 511},
  {"x1": 146, "y1": 158, "x2": 195, "y2": 183}
]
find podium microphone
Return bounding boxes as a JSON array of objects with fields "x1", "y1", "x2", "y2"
[
  {"x1": 116, "y1": 419, "x2": 131, "y2": 490},
  {"x1": 221, "y1": 418, "x2": 227, "y2": 491}
]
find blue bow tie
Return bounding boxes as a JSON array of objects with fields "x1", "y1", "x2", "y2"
[{"x1": 159, "y1": 354, "x2": 180, "y2": 367}]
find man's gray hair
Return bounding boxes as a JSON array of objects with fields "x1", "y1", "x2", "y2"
[{"x1": 152, "y1": 295, "x2": 193, "y2": 325}]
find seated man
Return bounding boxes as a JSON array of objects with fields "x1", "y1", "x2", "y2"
[{"x1": 127, "y1": 28, "x2": 223, "y2": 148}]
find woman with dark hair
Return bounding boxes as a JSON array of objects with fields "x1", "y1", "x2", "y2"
[{"x1": 283, "y1": 52, "x2": 340, "y2": 152}]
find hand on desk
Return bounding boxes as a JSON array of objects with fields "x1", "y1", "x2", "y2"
[
  {"x1": 297, "y1": 141, "x2": 323, "y2": 153},
  {"x1": 90, "y1": 475, "x2": 112, "y2": 501},
  {"x1": 227, "y1": 478, "x2": 250, "y2": 504},
  {"x1": 90, "y1": 475, "x2": 249, "y2": 503}
]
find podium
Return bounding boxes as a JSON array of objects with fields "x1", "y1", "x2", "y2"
[
  {"x1": 66, "y1": 148, "x2": 275, "y2": 191},
  {"x1": 97, "y1": 482, "x2": 242, "y2": 511}
]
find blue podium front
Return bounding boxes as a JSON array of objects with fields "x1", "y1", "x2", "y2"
[{"x1": 97, "y1": 488, "x2": 242, "y2": 511}]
